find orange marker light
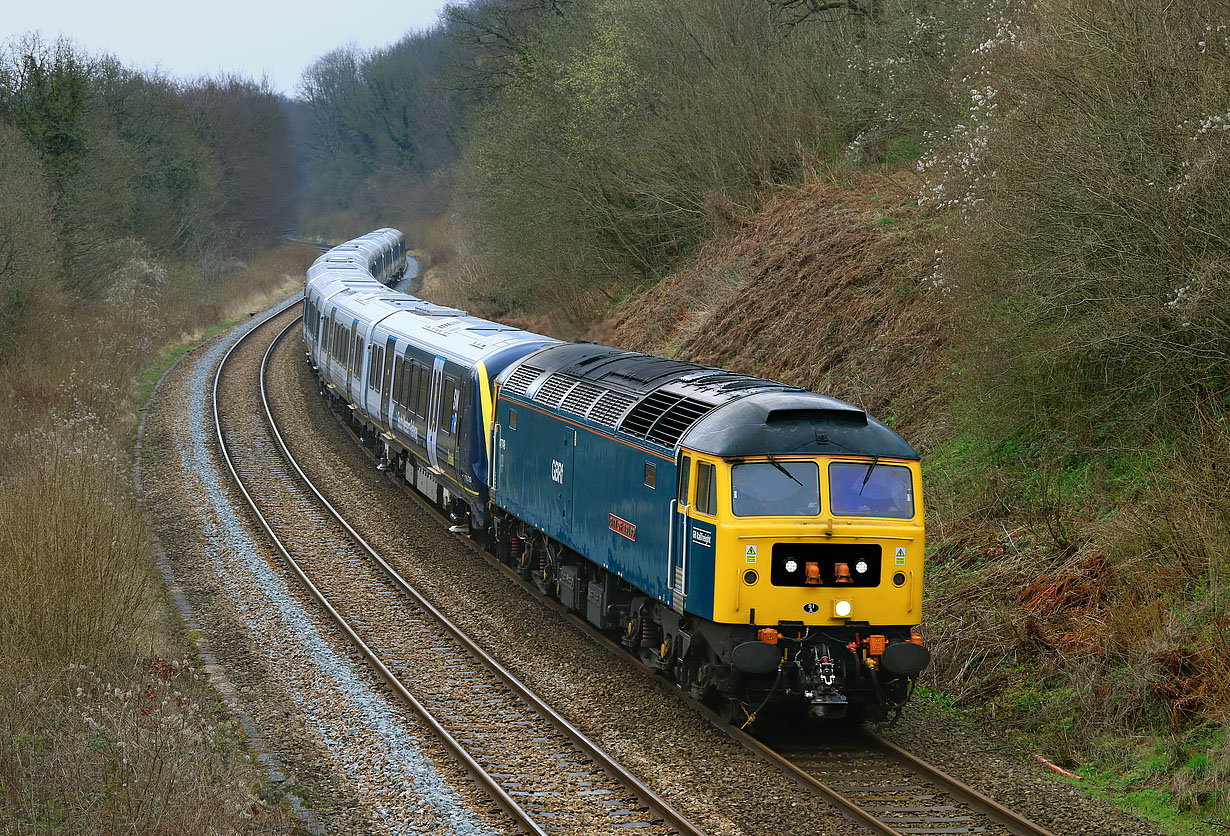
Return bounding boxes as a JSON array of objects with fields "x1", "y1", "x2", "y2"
[{"x1": 804, "y1": 561, "x2": 822, "y2": 585}]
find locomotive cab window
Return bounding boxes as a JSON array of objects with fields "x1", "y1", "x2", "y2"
[
  {"x1": 644, "y1": 462, "x2": 656, "y2": 489},
  {"x1": 829, "y1": 461, "x2": 915, "y2": 519},
  {"x1": 732, "y1": 460, "x2": 820, "y2": 517},
  {"x1": 695, "y1": 461, "x2": 718, "y2": 517}
]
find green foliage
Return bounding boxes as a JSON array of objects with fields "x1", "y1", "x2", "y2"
[
  {"x1": 940, "y1": 0, "x2": 1230, "y2": 462},
  {"x1": 0, "y1": 36, "x2": 296, "y2": 302},
  {"x1": 0, "y1": 122, "x2": 59, "y2": 355},
  {"x1": 295, "y1": 29, "x2": 466, "y2": 235}
]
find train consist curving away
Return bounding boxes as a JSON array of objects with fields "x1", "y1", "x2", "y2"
[{"x1": 302, "y1": 229, "x2": 930, "y2": 723}]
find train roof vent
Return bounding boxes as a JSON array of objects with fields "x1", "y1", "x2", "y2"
[
  {"x1": 560, "y1": 381, "x2": 603, "y2": 417},
  {"x1": 535, "y1": 373, "x2": 577, "y2": 409},
  {"x1": 503, "y1": 364, "x2": 543, "y2": 397},
  {"x1": 646, "y1": 397, "x2": 717, "y2": 446},
  {"x1": 620, "y1": 391, "x2": 681, "y2": 439},
  {"x1": 588, "y1": 390, "x2": 637, "y2": 428},
  {"x1": 410, "y1": 306, "x2": 467, "y2": 317}
]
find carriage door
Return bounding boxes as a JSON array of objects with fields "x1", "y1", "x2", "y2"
[
  {"x1": 425, "y1": 356, "x2": 445, "y2": 471},
  {"x1": 347, "y1": 321, "x2": 358, "y2": 402},
  {"x1": 670, "y1": 455, "x2": 692, "y2": 612},
  {"x1": 379, "y1": 336, "x2": 396, "y2": 425},
  {"x1": 326, "y1": 309, "x2": 336, "y2": 366}
]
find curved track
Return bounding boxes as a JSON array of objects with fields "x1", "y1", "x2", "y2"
[
  {"x1": 289, "y1": 312, "x2": 1060, "y2": 836},
  {"x1": 213, "y1": 305, "x2": 708, "y2": 836}
]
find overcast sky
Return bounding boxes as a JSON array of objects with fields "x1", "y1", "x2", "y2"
[{"x1": 3, "y1": 0, "x2": 452, "y2": 97}]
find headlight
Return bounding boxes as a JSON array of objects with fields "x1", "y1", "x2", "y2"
[
  {"x1": 855, "y1": 561, "x2": 868, "y2": 574},
  {"x1": 785, "y1": 559, "x2": 798, "y2": 573},
  {"x1": 834, "y1": 600, "x2": 852, "y2": 618}
]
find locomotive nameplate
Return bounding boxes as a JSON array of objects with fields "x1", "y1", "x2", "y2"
[{"x1": 609, "y1": 513, "x2": 636, "y2": 541}]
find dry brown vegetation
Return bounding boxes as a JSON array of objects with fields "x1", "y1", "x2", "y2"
[
  {"x1": 0, "y1": 243, "x2": 312, "y2": 835},
  {"x1": 592, "y1": 170, "x2": 951, "y2": 448}
]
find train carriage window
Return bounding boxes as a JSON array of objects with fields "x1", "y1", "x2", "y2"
[
  {"x1": 439, "y1": 379, "x2": 456, "y2": 436},
  {"x1": 353, "y1": 334, "x2": 362, "y2": 375},
  {"x1": 393, "y1": 357, "x2": 403, "y2": 405},
  {"x1": 678, "y1": 456, "x2": 691, "y2": 505},
  {"x1": 400, "y1": 362, "x2": 411, "y2": 410},
  {"x1": 644, "y1": 463, "x2": 656, "y2": 489},
  {"x1": 369, "y1": 346, "x2": 382, "y2": 389},
  {"x1": 416, "y1": 365, "x2": 428, "y2": 418},
  {"x1": 696, "y1": 462, "x2": 718, "y2": 517},
  {"x1": 409, "y1": 364, "x2": 421, "y2": 416}
]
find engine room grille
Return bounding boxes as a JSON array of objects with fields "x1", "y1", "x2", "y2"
[
  {"x1": 588, "y1": 390, "x2": 637, "y2": 428},
  {"x1": 535, "y1": 373, "x2": 578, "y2": 409},
  {"x1": 503, "y1": 364, "x2": 543, "y2": 397},
  {"x1": 645, "y1": 397, "x2": 715, "y2": 446},
  {"x1": 619, "y1": 393, "x2": 716, "y2": 446},
  {"x1": 621, "y1": 392, "x2": 679, "y2": 438},
  {"x1": 560, "y1": 381, "x2": 603, "y2": 417}
]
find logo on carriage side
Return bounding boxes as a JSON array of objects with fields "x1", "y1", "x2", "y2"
[
  {"x1": 609, "y1": 513, "x2": 636, "y2": 541},
  {"x1": 803, "y1": 603, "x2": 820, "y2": 614},
  {"x1": 691, "y1": 527, "x2": 712, "y2": 547}
]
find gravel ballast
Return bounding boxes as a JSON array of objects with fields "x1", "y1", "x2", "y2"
[{"x1": 143, "y1": 303, "x2": 500, "y2": 836}]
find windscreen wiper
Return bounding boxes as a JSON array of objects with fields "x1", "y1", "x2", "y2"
[
  {"x1": 859, "y1": 456, "x2": 880, "y2": 495},
  {"x1": 766, "y1": 454, "x2": 805, "y2": 487}
]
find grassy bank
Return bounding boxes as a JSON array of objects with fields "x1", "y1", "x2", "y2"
[{"x1": 0, "y1": 243, "x2": 313, "y2": 835}]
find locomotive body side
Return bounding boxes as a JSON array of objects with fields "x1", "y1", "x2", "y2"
[{"x1": 488, "y1": 342, "x2": 929, "y2": 720}]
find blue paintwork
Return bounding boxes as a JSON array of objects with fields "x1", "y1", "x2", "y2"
[{"x1": 492, "y1": 394, "x2": 715, "y2": 620}]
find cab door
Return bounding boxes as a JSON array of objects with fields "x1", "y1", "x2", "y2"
[{"x1": 670, "y1": 454, "x2": 692, "y2": 612}]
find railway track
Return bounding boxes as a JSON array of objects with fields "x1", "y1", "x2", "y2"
[
  {"x1": 212, "y1": 304, "x2": 708, "y2": 836},
  {"x1": 273, "y1": 313, "x2": 1061, "y2": 836}
]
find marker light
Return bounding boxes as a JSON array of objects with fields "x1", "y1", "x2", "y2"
[
  {"x1": 855, "y1": 561, "x2": 868, "y2": 574},
  {"x1": 834, "y1": 600, "x2": 852, "y2": 618},
  {"x1": 785, "y1": 559, "x2": 798, "y2": 573}
]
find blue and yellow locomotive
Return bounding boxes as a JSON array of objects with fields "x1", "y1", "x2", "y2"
[{"x1": 304, "y1": 230, "x2": 929, "y2": 723}]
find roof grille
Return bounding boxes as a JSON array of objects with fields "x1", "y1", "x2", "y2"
[
  {"x1": 620, "y1": 393, "x2": 717, "y2": 446},
  {"x1": 620, "y1": 392, "x2": 682, "y2": 439},
  {"x1": 410, "y1": 306, "x2": 467, "y2": 318},
  {"x1": 535, "y1": 373, "x2": 577, "y2": 409},
  {"x1": 646, "y1": 397, "x2": 717, "y2": 446},
  {"x1": 588, "y1": 390, "x2": 637, "y2": 428},
  {"x1": 503, "y1": 364, "x2": 543, "y2": 397},
  {"x1": 560, "y1": 381, "x2": 603, "y2": 417}
]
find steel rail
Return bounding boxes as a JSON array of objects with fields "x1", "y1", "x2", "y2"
[
  {"x1": 243, "y1": 311, "x2": 709, "y2": 836},
  {"x1": 213, "y1": 307, "x2": 549, "y2": 836},
  {"x1": 865, "y1": 731, "x2": 1057, "y2": 836},
  {"x1": 306, "y1": 334, "x2": 1059, "y2": 836}
]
